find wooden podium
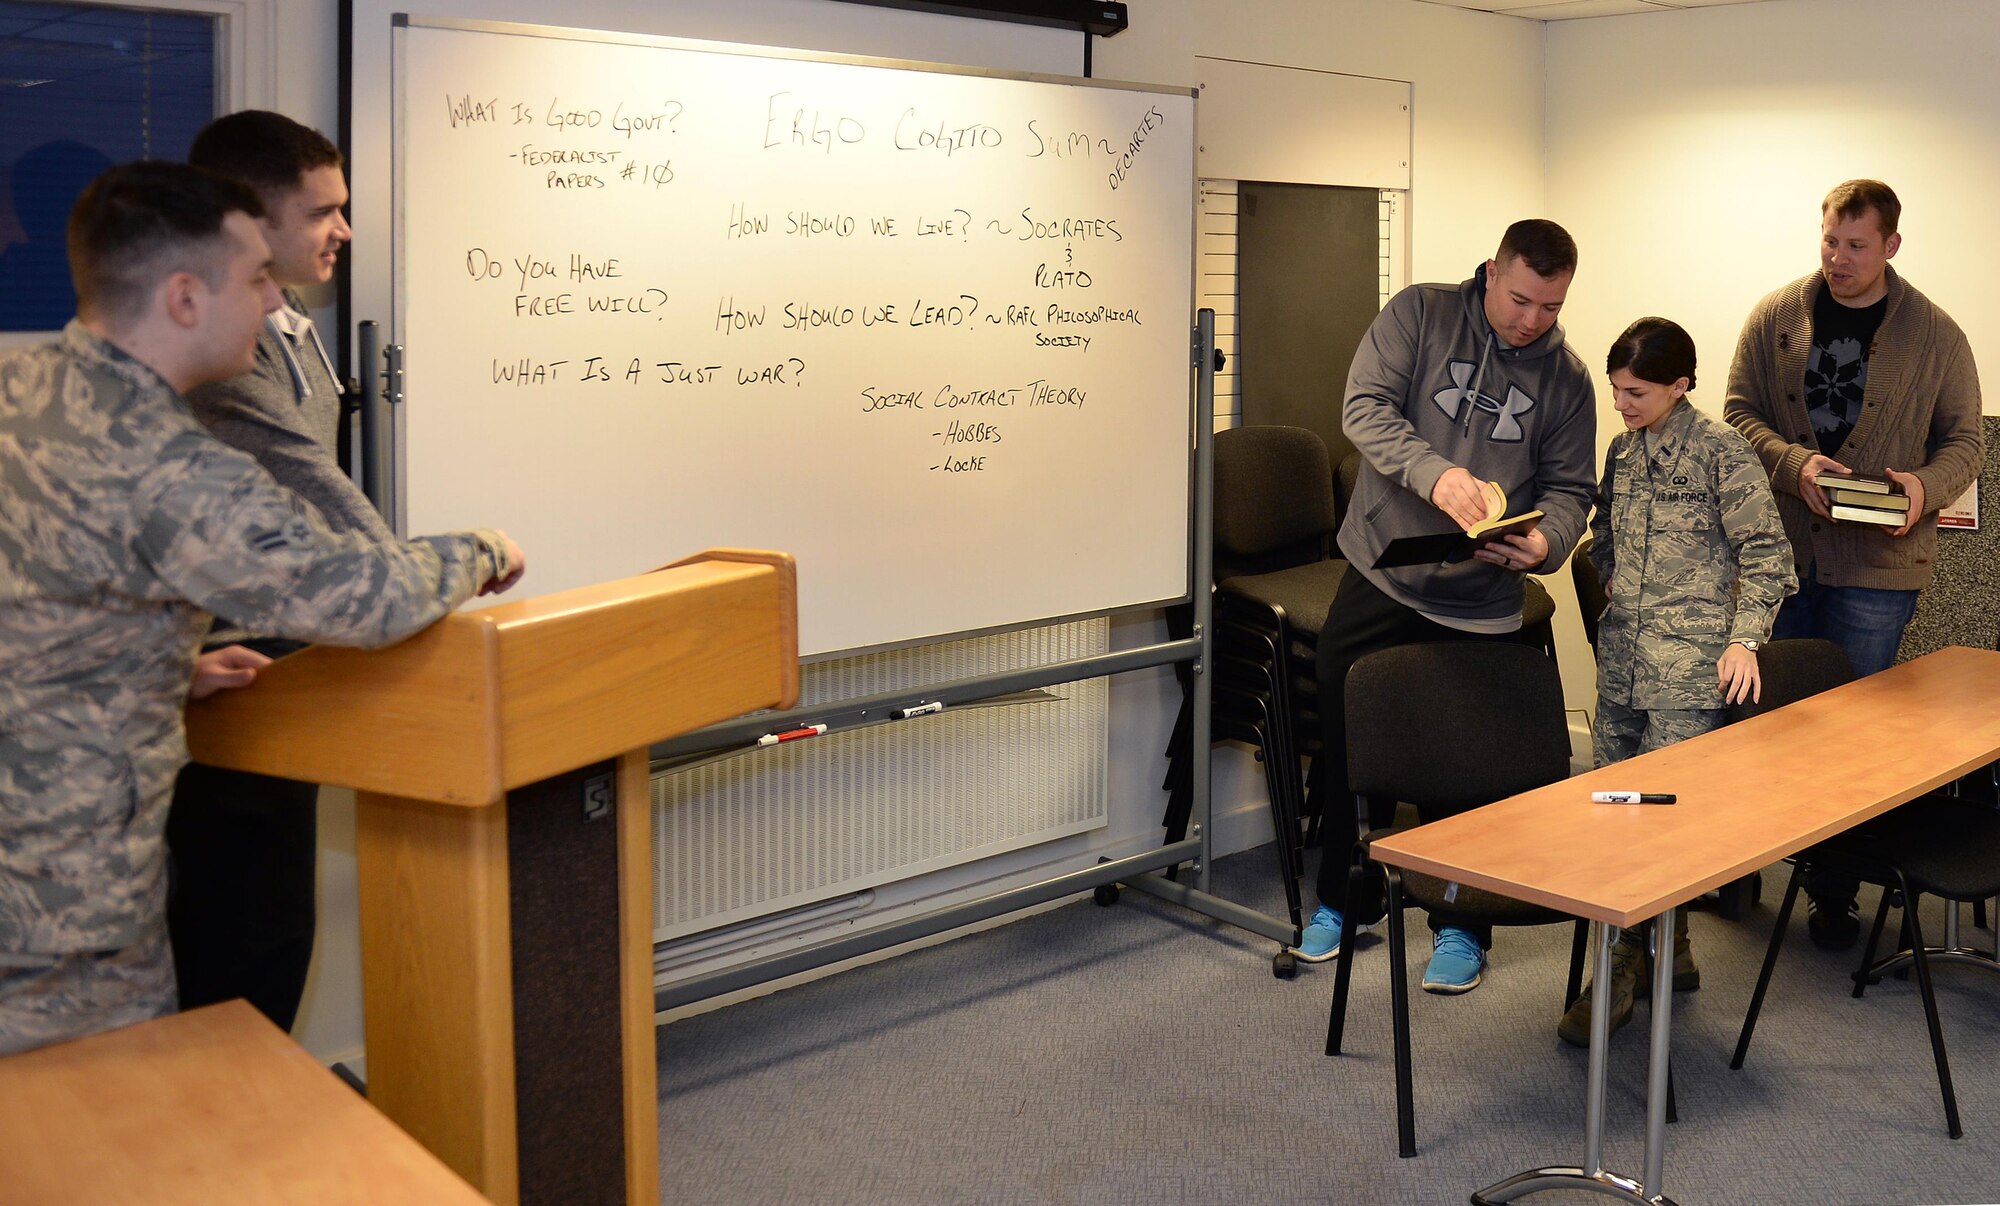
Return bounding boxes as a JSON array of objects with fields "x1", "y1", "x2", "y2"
[{"x1": 184, "y1": 550, "x2": 798, "y2": 1205}]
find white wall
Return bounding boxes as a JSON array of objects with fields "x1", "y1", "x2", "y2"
[
  {"x1": 1542, "y1": 0, "x2": 2000, "y2": 719},
  {"x1": 1099, "y1": 0, "x2": 1547, "y2": 287},
  {"x1": 1548, "y1": 0, "x2": 2000, "y2": 424}
]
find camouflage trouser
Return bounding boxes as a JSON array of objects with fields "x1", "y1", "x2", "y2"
[
  {"x1": 1592, "y1": 697, "x2": 1726, "y2": 768},
  {"x1": 0, "y1": 917, "x2": 176, "y2": 1057}
]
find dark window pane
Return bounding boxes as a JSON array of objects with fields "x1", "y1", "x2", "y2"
[{"x1": 0, "y1": 3, "x2": 218, "y2": 331}]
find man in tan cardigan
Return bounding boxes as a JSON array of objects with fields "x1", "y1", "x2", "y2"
[{"x1": 1725, "y1": 179, "x2": 1983, "y2": 948}]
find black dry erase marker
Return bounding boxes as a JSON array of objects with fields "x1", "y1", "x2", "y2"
[{"x1": 1591, "y1": 791, "x2": 1676, "y2": 805}]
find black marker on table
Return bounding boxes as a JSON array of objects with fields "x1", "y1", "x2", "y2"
[{"x1": 1591, "y1": 791, "x2": 1676, "y2": 805}]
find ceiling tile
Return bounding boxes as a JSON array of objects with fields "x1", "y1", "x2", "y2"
[
  {"x1": 1501, "y1": 0, "x2": 1674, "y2": 17},
  {"x1": 1409, "y1": 0, "x2": 1784, "y2": 17}
]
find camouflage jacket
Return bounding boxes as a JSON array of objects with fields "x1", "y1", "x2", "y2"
[
  {"x1": 0, "y1": 323, "x2": 510, "y2": 958},
  {"x1": 1590, "y1": 400, "x2": 1796, "y2": 709}
]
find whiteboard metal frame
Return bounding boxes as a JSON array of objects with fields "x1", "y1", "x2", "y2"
[
  {"x1": 383, "y1": 17, "x2": 1277, "y2": 1001},
  {"x1": 388, "y1": 13, "x2": 1200, "y2": 660}
]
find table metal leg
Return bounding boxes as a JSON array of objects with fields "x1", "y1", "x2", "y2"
[
  {"x1": 1471, "y1": 914, "x2": 1680, "y2": 1206},
  {"x1": 1585, "y1": 922, "x2": 1617, "y2": 1176},
  {"x1": 1642, "y1": 905, "x2": 1676, "y2": 1196}
]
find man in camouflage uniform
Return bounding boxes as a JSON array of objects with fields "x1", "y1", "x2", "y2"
[
  {"x1": 0, "y1": 162, "x2": 524, "y2": 1056},
  {"x1": 1557, "y1": 317, "x2": 1794, "y2": 1046}
]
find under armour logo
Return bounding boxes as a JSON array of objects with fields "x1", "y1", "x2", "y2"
[{"x1": 1433, "y1": 360, "x2": 1536, "y2": 442}]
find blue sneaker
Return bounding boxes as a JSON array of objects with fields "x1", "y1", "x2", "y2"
[
  {"x1": 1422, "y1": 926, "x2": 1484, "y2": 994},
  {"x1": 1295, "y1": 905, "x2": 1344, "y2": 962}
]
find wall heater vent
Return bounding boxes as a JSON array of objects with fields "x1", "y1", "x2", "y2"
[{"x1": 653, "y1": 619, "x2": 1109, "y2": 940}]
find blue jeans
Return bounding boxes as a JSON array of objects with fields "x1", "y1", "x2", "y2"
[
  {"x1": 1770, "y1": 576, "x2": 1919, "y2": 678},
  {"x1": 1772, "y1": 572, "x2": 1919, "y2": 907}
]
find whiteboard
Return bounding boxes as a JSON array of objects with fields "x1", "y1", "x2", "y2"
[{"x1": 391, "y1": 17, "x2": 1196, "y2": 657}]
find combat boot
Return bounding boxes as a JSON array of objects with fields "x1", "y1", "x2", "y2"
[
  {"x1": 1635, "y1": 909, "x2": 1699, "y2": 992},
  {"x1": 1556, "y1": 935, "x2": 1645, "y2": 1048},
  {"x1": 1667, "y1": 909, "x2": 1698, "y2": 991}
]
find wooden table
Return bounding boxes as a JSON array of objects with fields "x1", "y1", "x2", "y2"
[
  {"x1": 0, "y1": 1001, "x2": 487, "y2": 1204},
  {"x1": 1369, "y1": 646, "x2": 2000, "y2": 1205}
]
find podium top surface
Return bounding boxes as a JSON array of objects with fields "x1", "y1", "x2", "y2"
[{"x1": 185, "y1": 550, "x2": 798, "y2": 805}]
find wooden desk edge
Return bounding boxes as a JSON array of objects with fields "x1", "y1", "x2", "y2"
[
  {"x1": 1371, "y1": 750, "x2": 1996, "y2": 929},
  {"x1": 0, "y1": 1001, "x2": 486, "y2": 1204}
]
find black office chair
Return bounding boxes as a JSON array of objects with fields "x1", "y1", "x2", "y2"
[
  {"x1": 1728, "y1": 643, "x2": 2000, "y2": 1139},
  {"x1": 1323, "y1": 642, "x2": 1587, "y2": 1157},
  {"x1": 1301, "y1": 451, "x2": 1560, "y2": 827},
  {"x1": 1713, "y1": 637, "x2": 1857, "y2": 921},
  {"x1": 1726, "y1": 637, "x2": 1855, "y2": 723},
  {"x1": 1569, "y1": 533, "x2": 1607, "y2": 653}
]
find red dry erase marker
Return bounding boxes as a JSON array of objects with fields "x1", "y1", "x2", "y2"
[{"x1": 757, "y1": 723, "x2": 827, "y2": 747}]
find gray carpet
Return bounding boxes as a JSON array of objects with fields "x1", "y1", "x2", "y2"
[{"x1": 659, "y1": 845, "x2": 2000, "y2": 1204}]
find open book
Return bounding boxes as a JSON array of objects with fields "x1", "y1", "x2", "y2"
[{"x1": 1372, "y1": 480, "x2": 1544, "y2": 570}]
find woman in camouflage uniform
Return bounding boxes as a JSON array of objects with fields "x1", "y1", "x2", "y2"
[{"x1": 1557, "y1": 317, "x2": 1796, "y2": 1046}]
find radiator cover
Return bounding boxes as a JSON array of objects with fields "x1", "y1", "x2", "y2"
[{"x1": 652, "y1": 619, "x2": 1110, "y2": 940}]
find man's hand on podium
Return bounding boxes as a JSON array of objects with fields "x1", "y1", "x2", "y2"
[
  {"x1": 189, "y1": 645, "x2": 272, "y2": 700},
  {"x1": 481, "y1": 532, "x2": 526, "y2": 596}
]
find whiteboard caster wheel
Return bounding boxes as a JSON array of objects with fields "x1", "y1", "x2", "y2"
[
  {"x1": 1274, "y1": 950, "x2": 1298, "y2": 979},
  {"x1": 1093, "y1": 883, "x2": 1120, "y2": 907}
]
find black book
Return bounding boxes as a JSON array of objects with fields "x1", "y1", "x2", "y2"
[
  {"x1": 1813, "y1": 470, "x2": 1900, "y2": 496},
  {"x1": 1825, "y1": 486, "x2": 1911, "y2": 512},
  {"x1": 1373, "y1": 481, "x2": 1543, "y2": 570}
]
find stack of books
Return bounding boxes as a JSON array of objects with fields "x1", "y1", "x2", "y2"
[{"x1": 1816, "y1": 471, "x2": 1910, "y2": 526}]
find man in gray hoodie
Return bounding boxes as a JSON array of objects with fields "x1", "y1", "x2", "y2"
[
  {"x1": 1298, "y1": 220, "x2": 1597, "y2": 994},
  {"x1": 166, "y1": 111, "x2": 387, "y2": 1033}
]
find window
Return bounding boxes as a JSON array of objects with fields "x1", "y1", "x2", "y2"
[{"x1": 0, "y1": 2, "x2": 220, "y2": 331}]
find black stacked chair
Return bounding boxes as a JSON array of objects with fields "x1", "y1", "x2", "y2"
[
  {"x1": 1323, "y1": 641, "x2": 1588, "y2": 1157},
  {"x1": 1161, "y1": 426, "x2": 1343, "y2": 954},
  {"x1": 1728, "y1": 643, "x2": 2000, "y2": 1139}
]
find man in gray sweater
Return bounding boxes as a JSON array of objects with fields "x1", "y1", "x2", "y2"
[
  {"x1": 1725, "y1": 180, "x2": 1983, "y2": 949},
  {"x1": 167, "y1": 112, "x2": 390, "y2": 1031},
  {"x1": 1300, "y1": 220, "x2": 1597, "y2": 994}
]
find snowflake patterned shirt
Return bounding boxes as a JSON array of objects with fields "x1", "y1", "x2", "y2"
[{"x1": 1804, "y1": 281, "x2": 1888, "y2": 459}]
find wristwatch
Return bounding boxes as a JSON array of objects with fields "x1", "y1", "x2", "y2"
[{"x1": 1734, "y1": 639, "x2": 1761, "y2": 652}]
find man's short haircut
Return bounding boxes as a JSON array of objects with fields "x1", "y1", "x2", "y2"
[
  {"x1": 1495, "y1": 219, "x2": 1579, "y2": 280},
  {"x1": 188, "y1": 110, "x2": 342, "y2": 204},
  {"x1": 67, "y1": 161, "x2": 264, "y2": 325},
  {"x1": 1823, "y1": 179, "x2": 1900, "y2": 238}
]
